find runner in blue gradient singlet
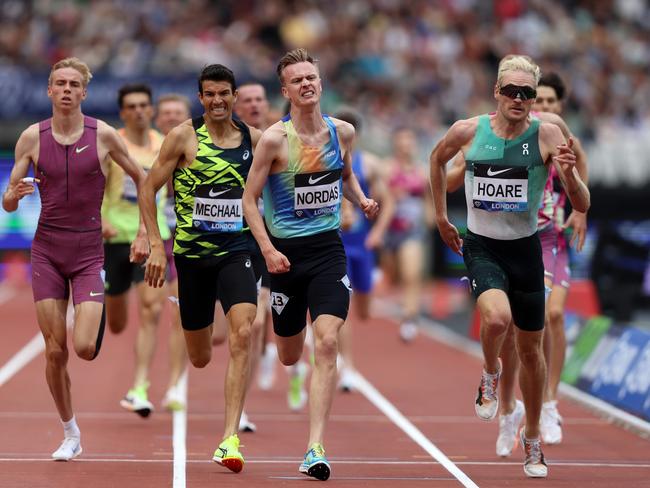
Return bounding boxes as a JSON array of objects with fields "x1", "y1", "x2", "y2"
[{"x1": 243, "y1": 49, "x2": 378, "y2": 481}]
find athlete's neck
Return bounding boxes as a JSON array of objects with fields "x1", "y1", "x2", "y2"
[
  {"x1": 51, "y1": 109, "x2": 84, "y2": 136},
  {"x1": 289, "y1": 105, "x2": 327, "y2": 143},
  {"x1": 122, "y1": 126, "x2": 151, "y2": 148},
  {"x1": 203, "y1": 116, "x2": 240, "y2": 147},
  {"x1": 491, "y1": 112, "x2": 530, "y2": 140}
]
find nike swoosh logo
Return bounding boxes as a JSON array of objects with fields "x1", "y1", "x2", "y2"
[
  {"x1": 486, "y1": 167, "x2": 511, "y2": 176},
  {"x1": 209, "y1": 188, "x2": 230, "y2": 197},
  {"x1": 89, "y1": 291, "x2": 104, "y2": 297},
  {"x1": 75, "y1": 144, "x2": 90, "y2": 154},
  {"x1": 308, "y1": 173, "x2": 331, "y2": 185}
]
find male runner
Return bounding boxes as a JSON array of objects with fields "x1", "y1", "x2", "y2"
[
  {"x1": 243, "y1": 48, "x2": 378, "y2": 481},
  {"x1": 140, "y1": 64, "x2": 261, "y2": 473},
  {"x1": 102, "y1": 83, "x2": 169, "y2": 417},
  {"x1": 430, "y1": 55, "x2": 589, "y2": 478},
  {"x1": 2, "y1": 57, "x2": 147, "y2": 460}
]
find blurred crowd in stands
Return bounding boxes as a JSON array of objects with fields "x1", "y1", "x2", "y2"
[{"x1": 1, "y1": 0, "x2": 650, "y2": 184}]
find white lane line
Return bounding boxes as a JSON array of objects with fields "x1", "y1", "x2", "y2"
[
  {"x1": 0, "y1": 333, "x2": 44, "y2": 387},
  {"x1": 172, "y1": 370, "x2": 188, "y2": 488},
  {"x1": 270, "y1": 476, "x2": 455, "y2": 481},
  {"x1": 354, "y1": 372, "x2": 479, "y2": 488}
]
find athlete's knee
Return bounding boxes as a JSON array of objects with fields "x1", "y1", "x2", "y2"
[
  {"x1": 230, "y1": 320, "x2": 252, "y2": 352},
  {"x1": 107, "y1": 316, "x2": 127, "y2": 334},
  {"x1": 45, "y1": 345, "x2": 69, "y2": 367},
  {"x1": 546, "y1": 306, "x2": 564, "y2": 328},
  {"x1": 314, "y1": 330, "x2": 339, "y2": 360},
  {"x1": 188, "y1": 349, "x2": 211, "y2": 368},
  {"x1": 74, "y1": 342, "x2": 97, "y2": 361},
  {"x1": 481, "y1": 310, "x2": 510, "y2": 337},
  {"x1": 278, "y1": 348, "x2": 301, "y2": 366}
]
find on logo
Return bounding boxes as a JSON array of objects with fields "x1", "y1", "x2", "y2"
[
  {"x1": 522, "y1": 143, "x2": 529, "y2": 156},
  {"x1": 271, "y1": 292, "x2": 290, "y2": 315}
]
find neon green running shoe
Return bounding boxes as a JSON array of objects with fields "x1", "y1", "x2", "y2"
[
  {"x1": 299, "y1": 443, "x2": 330, "y2": 481},
  {"x1": 120, "y1": 382, "x2": 153, "y2": 418},
  {"x1": 212, "y1": 434, "x2": 244, "y2": 473},
  {"x1": 288, "y1": 362, "x2": 308, "y2": 412}
]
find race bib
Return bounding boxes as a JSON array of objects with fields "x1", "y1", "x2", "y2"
[
  {"x1": 294, "y1": 169, "x2": 342, "y2": 218},
  {"x1": 122, "y1": 174, "x2": 139, "y2": 202},
  {"x1": 472, "y1": 164, "x2": 528, "y2": 212},
  {"x1": 192, "y1": 184, "x2": 243, "y2": 232}
]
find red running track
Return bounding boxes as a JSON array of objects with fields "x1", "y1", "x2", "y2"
[{"x1": 0, "y1": 283, "x2": 648, "y2": 487}]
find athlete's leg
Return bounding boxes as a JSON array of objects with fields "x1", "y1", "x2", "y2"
[
  {"x1": 184, "y1": 326, "x2": 213, "y2": 368},
  {"x1": 396, "y1": 239, "x2": 423, "y2": 322},
  {"x1": 132, "y1": 281, "x2": 167, "y2": 388},
  {"x1": 515, "y1": 327, "x2": 546, "y2": 439},
  {"x1": 166, "y1": 279, "x2": 187, "y2": 391},
  {"x1": 222, "y1": 302, "x2": 256, "y2": 437},
  {"x1": 499, "y1": 321, "x2": 519, "y2": 414},
  {"x1": 276, "y1": 329, "x2": 308, "y2": 366},
  {"x1": 544, "y1": 284, "x2": 568, "y2": 401},
  {"x1": 249, "y1": 286, "x2": 270, "y2": 387},
  {"x1": 71, "y1": 301, "x2": 105, "y2": 360},
  {"x1": 212, "y1": 301, "x2": 228, "y2": 346},
  {"x1": 308, "y1": 314, "x2": 344, "y2": 446},
  {"x1": 476, "y1": 290, "x2": 512, "y2": 375}
]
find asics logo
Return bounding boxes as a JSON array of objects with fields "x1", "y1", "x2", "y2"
[
  {"x1": 89, "y1": 291, "x2": 104, "y2": 297},
  {"x1": 75, "y1": 144, "x2": 90, "y2": 154},
  {"x1": 308, "y1": 173, "x2": 331, "y2": 185},
  {"x1": 209, "y1": 188, "x2": 230, "y2": 197},
  {"x1": 242, "y1": 150, "x2": 250, "y2": 160},
  {"x1": 486, "y1": 167, "x2": 511, "y2": 177}
]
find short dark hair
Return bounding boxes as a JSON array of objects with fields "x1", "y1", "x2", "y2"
[
  {"x1": 276, "y1": 48, "x2": 316, "y2": 83},
  {"x1": 334, "y1": 108, "x2": 362, "y2": 133},
  {"x1": 198, "y1": 64, "x2": 236, "y2": 94},
  {"x1": 538, "y1": 72, "x2": 566, "y2": 101},
  {"x1": 117, "y1": 83, "x2": 152, "y2": 108}
]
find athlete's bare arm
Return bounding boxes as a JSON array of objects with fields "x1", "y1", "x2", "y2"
[
  {"x1": 142, "y1": 121, "x2": 193, "y2": 288},
  {"x1": 243, "y1": 122, "x2": 291, "y2": 274},
  {"x1": 248, "y1": 124, "x2": 263, "y2": 150},
  {"x1": 539, "y1": 122, "x2": 590, "y2": 214},
  {"x1": 334, "y1": 118, "x2": 378, "y2": 219},
  {"x1": 429, "y1": 118, "x2": 478, "y2": 255},
  {"x1": 446, "y1": 152, "x2": 466, "y2": 193},
  {"x1": 3, "y1": 125, "x2": 39, "y2": 212},
  {"x1": 364, "y1": 152, "x2": 394, "y2": 249}
]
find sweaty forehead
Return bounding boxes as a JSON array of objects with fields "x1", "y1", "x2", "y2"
[
  {"x1": 501, "y1": 70, "x2": 535, "y2": 87},
  {"x1": 51, "y1": 67, "x2": 84, "y2": 84}
]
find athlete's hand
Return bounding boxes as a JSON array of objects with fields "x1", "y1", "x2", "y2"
[
  {"x1": 437, "y1": 218, "x2": 463, "y2": 256},
  {"x1": 101, "y1": 220, "x2": 117, "y2": 239},
  {"x1": 553, "y1": 137, "x2": 576, "y2": 177},
  {"x1": 264, "y1": 248, "x2": 291, "y2": 274},
  {"x1": 5, "y1": 178, "x2": 39, "y2": 202},
  {"x1": 130, "y1": 233, "x2": 150, "y2": 264},
  {"x1": 360, "y1": 197, "x2": 379, "y2": 220},
  {"x1": 144, "y1": 244, "x2": 167, "y2": 288},
  {"x1": 564, "y1": 209, "x2": 588, "y2": 252},
  {"x1": 365, "y1": 227, "x2": 384, "y2": 250}
]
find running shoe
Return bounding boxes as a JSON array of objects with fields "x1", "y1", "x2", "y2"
[
  {"x1": 540, "y1": 400, "x2": 563, "y2": 444},
  {"x1": 257, "y1": 343, "x2": 278, "y2": 391},
  {"x1": 288, "y1": 361, "x2": 308, "y2": 412},
  {"x1": 338, "y1": 367, "x2": 357, "y2": 393},
  {"x1": 299, "y1": 442, "x2": 331, "y2": 481},
  {"x1": 496, "y1": 399, "x2": 525, "y2": 457},
  {"x1": 212, "y1": 434, "x2": 244, "y2": 473},
  {"x1": 161, "y1": 384, "x2": 185, "y2": 412},
  {"x1": 399, "y1": 321, "x2": 418, "y2": 342},
  {"x1": 238, "y1": 411, "x2": 257, "y2": 433},
  {"x1": 51, "y1": 437, "x2": 82, "y2": 461},
  {"x1": 120, "y1": 382, "x2": 154, "y2": 418},
  {"x1": 474, "y1": 363, "x2": 501, "y2": 421},
  {"x1": 520, "y1": 428, "x2": 548, "y2": 478}
]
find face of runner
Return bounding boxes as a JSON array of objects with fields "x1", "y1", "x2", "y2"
[
  {"x1": 281, "y1": 61, "x2": 322, "y2": 108},
  {"x1": 199, "y1": 80, "x2": 235, "y2": 124},
  {"x1": 533, "y1": 85, "x2": 561, "y2": 115},
  {"x1": 494, "y1": 70, "x2": 536, "y2": 123},
  {"x1": 120, "y1": 92, "x2": 154, "y2": 131},
  {"x1": 47, "y1": 67, "x2": 87, "y2": 111},
  {"x1": 392, "y1": 128, "x2": 417, "y2": 161},
  {"x1": 155, "y1": 100, "x2": 190, "y2": 136},
  {"x1": 235, "y1": 84, "x2": 269, "y2": 129}
]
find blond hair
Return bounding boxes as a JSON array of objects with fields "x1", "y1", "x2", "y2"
[
  {"x1": 497, "y1": 55, "x2": 541, "y2": 86},
  {"x1": 156, "y1": 93, "x2": 191, "y2": 112},
  {"x1": 49, "y1": 57, "x2": 93, "y2": 87},
  {"x1": 276, "y1": 48, "x2": 317, "y2": 84}
]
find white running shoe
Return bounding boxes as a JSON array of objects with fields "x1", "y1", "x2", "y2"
[
  {"x1": 288, "y1": 362, "x2": 309, "y2": 412},
  {"x1": 52, "y1": 437, "x2": 82, "y2": 461},
  {"x1": 238, "y1": 411, "x2": 257, "y2": 433},
  {"x1": 399, "y1": 322, "x2": 418, "y2": 342},
  {"x1": 257, "y1": 344, "x2": 278, "y2": 391},
  {"x1": 338, "y1": 367, "x2": 357, "y2": 393},
  {"x1": 161, "y1": 385, "x2": 185, "y2": 412},
  {"x1": 474, "y1": 364, "x2": 501, "y2": 421},
  {"x1": 520, "y1": 429, "x2": 548, "y2": 478},
  {"x1": 496, "y1": 399, "x2": 525, "y2": 457},
  {"x1": 540, "y1": 400, "x2": 563, "y2": 444}
]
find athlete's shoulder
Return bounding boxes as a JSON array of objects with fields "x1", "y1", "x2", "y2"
[
  {"x1": 18, "y1": 123, "x2": 40, "y2": 142},
  {"x1": 328, "y1": 117, "x2": 355, "y2": 141},
  {"x1": 534, "y1": 112, "x2": 571, "y2": 138},
  {"x1": 259, "y1": 121, "x2": 286, "y2": 148},
  {"x1": 447, "y1": 116, "x2": 480, "y2": 144}
]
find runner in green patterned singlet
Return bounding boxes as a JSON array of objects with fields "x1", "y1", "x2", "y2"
[
  {"x1": 429, "y1": 55, "x2": 590, "y2": 479},
  {"x1": 139, "y1": 64, "x2": 262, "y2": 475}
]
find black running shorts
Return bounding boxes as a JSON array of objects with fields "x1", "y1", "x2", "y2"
[
  {"x1": 462, "y1": 230, "x2": 545, "y2": 332},
  {"x1": 103, "y1": 243, "x2": 145, "y2": 295},
  {"x1": 269, "y1": 230, "x2": 350, "y2": 337},
  {"x1": 175, "y1": 252, "x2": 257, "y2": 331}
]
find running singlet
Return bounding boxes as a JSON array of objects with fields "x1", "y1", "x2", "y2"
[
  {"x1": 464, "y1": 114, "x2": 547, "y2": 240},
  {"x1": 36, "y1": 116, "x2": 105, "y2": 232},
  {"x1": 102, "y1": 128, "x2": 170, "y2": 243},
  {"x1": 537, "y1": 163, "x2": 566, "y2": 232},
  {"x1": 389, "y1": 164, "x2": 427, "y2": 233},
  {"x1": 263, "y1": 114, "x2": 344, "y2": 239},
  {"x1": 341, "y1": 151, "x2": 370, "y2": 247},
  {"x1": 173, "y1": 117, "x2": 252, "y2": 258}
]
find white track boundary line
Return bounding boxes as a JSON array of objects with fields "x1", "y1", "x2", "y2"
[
  {"x1": 419, "y1": 317, "x2": 650, "y2": 439},
  {"x1": 354, "y1": 372, "x2": 479, "y2": 488},
  {"x1": 172, "y1": 369, "x2": 188, "y2": 488},
  {"x1": 0, "y1": 333, "x2": 44, "y2": 387}
]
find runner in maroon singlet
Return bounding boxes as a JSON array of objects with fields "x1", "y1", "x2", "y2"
[{"x1": 1, "y1": 57, "x2": 147, "y2": 462}]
